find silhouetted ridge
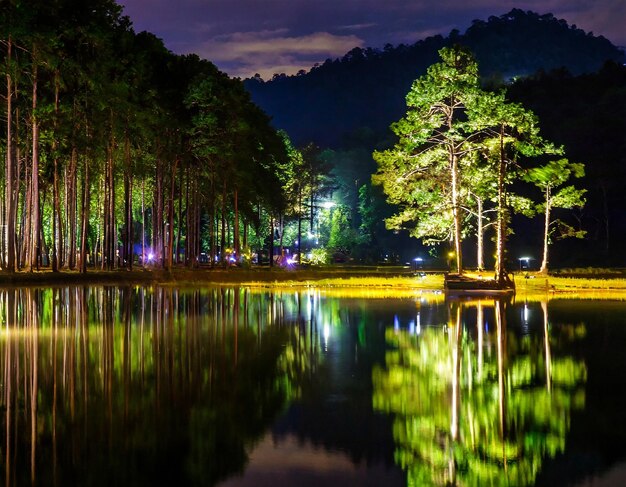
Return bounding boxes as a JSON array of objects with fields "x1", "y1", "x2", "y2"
[{"x1": 244, "y1": 9, "x2": 624, "y2": 147}]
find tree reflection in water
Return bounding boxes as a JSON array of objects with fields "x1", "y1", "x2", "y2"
[
  {"x1": 373, "y1": 297, "x2": 587, "y2": 486},
  {"x1": 0, "y1": 286, "x2": 316, "y2": 487}
]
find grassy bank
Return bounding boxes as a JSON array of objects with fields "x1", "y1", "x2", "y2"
[{"x1": 0, "y1": 267, "x2": 624, "y2": 295}]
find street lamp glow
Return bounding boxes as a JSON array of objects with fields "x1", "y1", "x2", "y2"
[{"x1": 518, "y1": 256, "x2": 532, "y2": 271}]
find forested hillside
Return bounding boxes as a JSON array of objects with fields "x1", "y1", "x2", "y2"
[
  {"x1": 245, "y1": 9, "x2": 626, "y2": 266},
  {"x1": 245, "y1": 9, "x2": 624, "y2": 147}
]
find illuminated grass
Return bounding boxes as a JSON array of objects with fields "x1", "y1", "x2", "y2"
[
  {"x1": 0, "y1": 268, "x2": 625, "y2": 301},
  {"x1": 240, "y1": 274, "x2": 443, "y2": 289}
]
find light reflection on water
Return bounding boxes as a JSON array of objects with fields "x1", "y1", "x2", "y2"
[{"x1": 0, "y1": 287, "x2": 624, "y2": 486}]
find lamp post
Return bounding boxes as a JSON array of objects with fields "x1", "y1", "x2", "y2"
[{"x1": 518, "y1": 256, "x2": 531, "y2": 272}]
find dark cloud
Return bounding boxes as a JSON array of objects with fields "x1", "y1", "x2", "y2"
[{"x1": 118, "y1": 0, "x2": 626, "y2": 78}]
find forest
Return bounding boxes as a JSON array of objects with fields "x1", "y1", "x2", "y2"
[
  {"x1": 0, "y1": 0, "x2": 324, "y2": 273},
  {"x1": 247, "y1": 10, "x2": 626, "y2": 268},
  {"x1": 2, "y1": 4, "x2": 625, "y2": 274}
]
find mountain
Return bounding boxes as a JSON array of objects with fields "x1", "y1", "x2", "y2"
[{"x1": 244, "y1": 9, "x2": 624, "y2": 147}]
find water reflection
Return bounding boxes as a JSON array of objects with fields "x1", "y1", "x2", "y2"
[
  {"x1": 373, "y1": 298, "x2": 587, "y2": 486},
  {"x1": 0, "y1": 287, "x2": 611, "y2": 486},
  {"x1": 0, "y1": 286, "x2": 323, "y2": 487}
]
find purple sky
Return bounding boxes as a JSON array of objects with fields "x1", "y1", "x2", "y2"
[{"x1": 117, "y1": 0, "x2": 626, "y2": 79}]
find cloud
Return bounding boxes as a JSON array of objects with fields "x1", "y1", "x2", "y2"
[
  {"x1": 119, "y1": 0, "x2": 626, "y2": 78},
  {"x1": 337, "y1": 23, "x2": 377, "y2": 31},
  {"x1": 185, "y1": 30, "x2": 364, "y2": 79}
]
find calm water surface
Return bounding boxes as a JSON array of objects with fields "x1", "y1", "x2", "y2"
[{"x1": 0, "y1": 286, "x2": 625, "y2": 486}]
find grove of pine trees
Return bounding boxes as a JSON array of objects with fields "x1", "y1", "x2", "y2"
[
  {"x1": 373, "y1": 46, "x2": 586, "y2": 280},
  {"x1": 0, "y1": 0, "x2": 309, "y2": 273}
]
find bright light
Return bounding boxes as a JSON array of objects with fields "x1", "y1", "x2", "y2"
[
  {"x1": 523, "y1": 303, "x2": 530, "y2": 323},
  {"x1": 408, "y1": 320, "x2": 415, "y2": 334},
  {"x1": 323, "y1": 324, "x2": 330, "y2": 351},
  {"x1": 321, "y1": 201, "x2": 335, "y2": 209},
  {"x1": 147, "y1": 253, "x2": 154, "y2": 262},
  {"x1": 413, "y1": 257, "x2": 423, "y2": 262}
]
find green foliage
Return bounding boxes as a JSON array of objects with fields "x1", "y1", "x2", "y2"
[
  {"x1": 373, "y1": 46, "x2": 483, "y2": 271},
  {"x1": 327, "y1": 205, "x2": 359, "y2": 253},
  {"x1": 308, "y1": 248, "x2": 330, "y2": 265},
  {"x1": 524, "y1": 158, "x2": 587, "y2": 271},
  {"x1": 0, "y1": 0, "x2": 292, "y2": 270}
]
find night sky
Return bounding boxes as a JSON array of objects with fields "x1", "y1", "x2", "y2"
[{"x1": 117, "y1": 0, "x2": 625, "y2": 79}]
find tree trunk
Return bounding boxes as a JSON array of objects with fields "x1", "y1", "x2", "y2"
[
  {"x1": 166, "y1": 158, "x2": 178, "y2": 270},
  {"x1": 220, "y1": 180, "x2": 226, "y2": 266},
  {"x1": 297, "y1": 185, "x2": 302, "y2": 265},
  {"x1": 176, "y1": 162, "x2": 183, "y2": 264},
  {"x1": 268, "y1": 216, "x2": 274, "y2": 268},
  {"x1": 51, "y1": 71, "x2": 61, "y2": 272},
  {"x1": 153, "y1": 155, "x2": 164, "y2": 267},
  {"x1": 233, "y1": 186, "x2": 239, "y2": 259},
  {"x1": 67, "y1": 147, "x2": 78, "y2": 269},
  {"x1": 193, "y1": 176, "x2": 200, "y2": 268},
  {"x1": 540, "y1": 188, "x2": 551, "y2": 274},
  {"x1": 79, "y1": 158, "x2": 90, "y2": 273},
  {"x1": 450, "y1": 150, "x2": 462, "y2": 274},
  {"x1": 141, "y1": 178, "x2": 146, "y2": 267},
  {"x1": 124, "y1": 131, "x2": 133, "y2": 270},
  {"x1": 278, "y1": 214, "x2": 285, "y2": 259},
  {"x1": 28, "y1": 53, "x2": 40, "y2": 272},
  {"x1": 495, "y1": 125, "x2": 508, "y2": 285},
  {"x1": 184, "y1": 169, "x2": 191, "y2": 267},
  {"x1": 5, "y1": 36, "x2": 16, "y2": 272},
  {"x1": 476, "y1": 195, "x2": 484, "y2": 271}
]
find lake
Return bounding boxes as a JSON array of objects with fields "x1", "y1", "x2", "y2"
[{"x1": 0, "y1": 286, "x2": 625, "y2": 486}]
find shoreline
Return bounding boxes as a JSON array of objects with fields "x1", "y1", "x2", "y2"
[{"x1": 0, "y1": 267, "x2": 624, "y2": 294}]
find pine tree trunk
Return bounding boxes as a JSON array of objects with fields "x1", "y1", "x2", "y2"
[
  {"x1": 79, "y1": 158, "x2": 90, "y2": 273},
  {"x1": 450, "y1": 150, "x2": 462, "y2": 275},
  {"x1": 495, "y1": 126, "x2": 508, "y2": 285},
  {"x1": 184, "y1": 170, "x2": 191, "y2": 267},
  {"x1": 269, "y1": 216, "x2": 274, "y2": 268},
  {"x1": 233, "y1": 186, "x2": 239, "y2": 259},
  {"x1": 51, "y1": 72, "x2": 61, "y2": 272},
  {"x1": 153, "y1": 155, "x2": 164, "y2": 267},
  {"x1": 209, "y1": 175, "x2": 216, "y2": 268},
  {"x1": 540, "y1": 189, "x2": 551, "y2": 274},
  {"x1": 67, "y1": 147, "x2": 78, "y2": 269},
  {"x1": 166, "y1": 158, "x2": 178, "y2": 270},
  {"x1": 476, "y1": 195, "x2": 484, "y2": 271},
  {"x1": 109, "y1": 142, "x2": 116, "y2": 269},
  {"x1": 176, "y1": 162, "x2": 183, "y2": 264},
  {"x1": 297, "y1": 186, "x2": 302, "y2": 265},
  {"x1": 141, "y1": 179, "x2": 146, "y2": 267},
  {"x1": 194, "y1": 177, "x2": 200, "y2": 268},
  {"x1": 220, "y1": 181, "x2": 226, "y2": 266},
  {"x1": 5, "y1": 36, "x2": 16, "y2": 272},
  {"x1": 28, "y1": 54, "x2": 41, "y2": 272}
]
